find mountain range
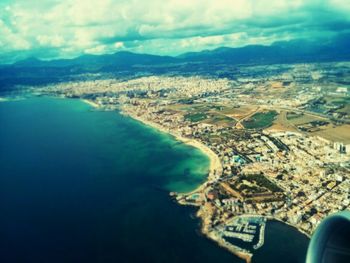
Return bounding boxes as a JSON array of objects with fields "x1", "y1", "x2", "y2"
[{"x1": 1, "y1": 34, "x2": 349, "y2": 90}]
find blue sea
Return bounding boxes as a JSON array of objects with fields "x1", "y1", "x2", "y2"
[{"x1": 0, "y1": 97, "x2": 309, "y2": 263}]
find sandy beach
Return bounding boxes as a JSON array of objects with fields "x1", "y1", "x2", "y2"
[
  {"x1": 81, "y1": 99, "x2": 223, "y2": 189},
  {"x1": 82, "y1": 99, "x2": 100, "y2": 108},
  {"x1": 121, "y1": 110, "x2": 223, "y2": 192}
]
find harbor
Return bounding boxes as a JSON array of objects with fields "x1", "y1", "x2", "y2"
[{"x1": 212, "y1": 216, "x2": 266, "y2": 259}]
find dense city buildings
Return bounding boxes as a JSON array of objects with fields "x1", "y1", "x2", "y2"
[{"x1": 34, "y1": 61, "x2": 350, "y2": 262}]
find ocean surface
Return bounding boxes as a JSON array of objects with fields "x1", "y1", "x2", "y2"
[{"x1": 0, "y1": 97, "x2": 309, "y2": 263}]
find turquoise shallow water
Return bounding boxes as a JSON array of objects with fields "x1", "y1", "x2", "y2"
[{"x1": 0, "y1": 97, "x2": 309, "y2": 263}]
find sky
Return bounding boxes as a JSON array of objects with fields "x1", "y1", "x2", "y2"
[{"x1": 0, "y1": 0, "x2": 350, "y2": 63}]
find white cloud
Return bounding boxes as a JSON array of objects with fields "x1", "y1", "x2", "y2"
[
  {"x1": 0, "y1": 19, "x2": 31, "y2": 51},
  {"x1": 36, "y1": 35, "x2": 64, "y2": 47},
  {"x1": 0, "y1": 0, "x2": 349, "y2": 62},
  {"x1": 114, "y1": 42, "x2": 124, "y2": 49},
  {"x1": 329, "y1": 0, "x2": 350, "y2": 11},
  {"x1": 84, "y1": 44, "x2": 107, "y2": 54}
]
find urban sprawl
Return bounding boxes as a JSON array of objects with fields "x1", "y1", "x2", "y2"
[{"x1": 33, "y1": 61, "x2": 350, "y2": 262}]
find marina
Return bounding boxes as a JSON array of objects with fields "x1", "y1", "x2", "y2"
[{"x1": 214, "y1": 216, "x2": 267, "y2": 254}]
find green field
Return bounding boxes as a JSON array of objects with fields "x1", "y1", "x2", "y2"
[
  {"x1": 231, "y1": 173, "x2": 282, "y2": 194},
  {"x1": 240, "y1": 174, "x2": 282, "y2": 193},
  {"x1": 184, "y1": 112, "x2": 207, "y2": 122},
  {"x1": 207, "y1": 114, "x2": 236, "y2": 125},
  {"x1": 243, "y1": 110, "x2": 278, "y2": 129}
]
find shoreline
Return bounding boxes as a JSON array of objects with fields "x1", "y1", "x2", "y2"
[
  {"x1": 80, "y1": 98, "x2": 222, "y2": 194},
  {"x1": 80, "y1": 98, "x2": 308, "y2": 263},
  {"x1": 121, "y1": 110, "x2": 255, "y2": 263},
  {"x1": 120, "y1": 109, "x2": 223, "y2": 195},
  {"x1": 267, "y1": 216, "x2": 311, "y2": 239},
  {"x1": 82, "y1": 99, "x2": 100, "y2": 108}
]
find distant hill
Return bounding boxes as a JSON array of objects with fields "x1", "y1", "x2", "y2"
[
  {"x1": 179, "y1": 34, "x2": 350, "y2": 64},
  {"x1": 12, "y1": 51, "x2": 177, "y2": 69},
  {"x1": 1, "y1": 34, "x2": 349, "y2": 91},
  {"x1": 6, "y1": 34, "x2": 350, "y2": 69},
  {"x1": 0, "y1": 52, "x2": 177, "y2": 90}
]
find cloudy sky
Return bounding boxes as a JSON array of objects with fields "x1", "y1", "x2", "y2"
[{"x1": 0, "y1": 0, "x2": 349, "y2": 63}]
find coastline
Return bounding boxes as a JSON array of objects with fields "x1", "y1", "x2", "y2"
[
  {"x1": 3, "y1": 96, "x2": 250, "y2": 263},
  {"x1": 80, "y1": 98, "x2": 222, "y2": 194},
  {"x1": 79, "y1": 98, "x2": 308, "y2": 263},
  {"x1": 267, "y1": 216, "x2": 311, "y2": 239},
  {"x1": 82, "y1": 99, "x2": 100, "y2": 108},
  {"x1": 119, "y1": 110, "x2": 255, "y2": 263},
  {"x1": 120, "y1": 109, "x2": 223, "y2": 195}
]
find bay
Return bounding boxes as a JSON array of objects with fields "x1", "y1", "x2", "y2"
[{"x1": 0, "y1": 97, "x2": 309, "y2": 263}]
